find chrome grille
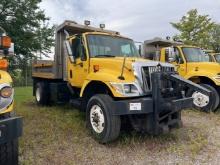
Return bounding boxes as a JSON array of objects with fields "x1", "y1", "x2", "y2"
[{"x1": 142, "y1": 66, "x2": 175, "y2": 91}]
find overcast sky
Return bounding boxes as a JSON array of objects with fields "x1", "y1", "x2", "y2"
[{"x1": 40, "y1": 0, "x2": 220, "y2": 42}]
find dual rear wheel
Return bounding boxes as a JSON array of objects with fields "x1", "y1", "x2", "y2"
[{"x1": 35, "y1": 82, "x2": 50, "y2": 105}]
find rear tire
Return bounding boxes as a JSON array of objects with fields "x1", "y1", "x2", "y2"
[
  {"x1": 187, "y1": 83, "x2": 219, "y2": 112},
  {"x1": 86, "y1": 94, "x2": 121, "y2": 143},
  {"x1": 35, "y1": 82, "x2": 50, "y2": 105}
]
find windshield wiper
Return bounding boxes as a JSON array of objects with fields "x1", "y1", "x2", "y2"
[{"x1": 94, "y1": 55, "x2": 115, "y2": 58}]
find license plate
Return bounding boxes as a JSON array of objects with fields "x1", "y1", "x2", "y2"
[{"x1": 129, "y1": 103, "x2": 141, "y2": 111}]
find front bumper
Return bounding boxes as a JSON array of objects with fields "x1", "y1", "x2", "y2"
[
  {"x1": 0, "y1": 117, "x2": 22, "y2": 144},
  {"x1": 111, "y1": 96, "x2": 193, "y2": 116},
  {"x1": 111, "y1": 96, "x2": 193, "y2": 135}
]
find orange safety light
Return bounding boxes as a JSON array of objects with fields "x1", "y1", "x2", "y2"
[
  {"x1": 0, "y1": 59, "x2": 8, "y2": 69},
  {"x1": 0, "y1": 36, "x2": 11, "y2": 49}
]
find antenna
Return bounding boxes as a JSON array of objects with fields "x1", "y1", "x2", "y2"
[{"x1": 118, "y1": 55, "x2": 126, "y2": 80}]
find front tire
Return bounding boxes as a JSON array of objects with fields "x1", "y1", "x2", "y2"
[
  {"x1": 0, "y1": 140, "x2": 18, "y2": 165},
  {"x1": 0, "y1": 113, "x2": 19, "y2": 165},
  {"x1": 188, "y1": 83, "x2": 220, "y2": 112},
  {"x1": 86, "y1": 94, "x2": 121, "y2": 143}
]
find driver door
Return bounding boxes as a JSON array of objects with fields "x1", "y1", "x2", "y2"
[
  {"x1": 165, "y1": 47, "x2": 187, "y2": 77},
  {"x1": 174, "y1": 47, "x2": 187, "y2": 77},
  {"x1": 67, "y1": 35, "x2": 89, "y2": 88}
]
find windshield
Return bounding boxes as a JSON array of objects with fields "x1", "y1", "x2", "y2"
[
  {"x1": 214, "y1": 54, "x2": 220, "y2": 63},
  {"x1": 182, "y1": 47, "x2": 211, "y2": 62},
  {"x1": 87, "y1": 34, "x2": 139, "y2": 57}
]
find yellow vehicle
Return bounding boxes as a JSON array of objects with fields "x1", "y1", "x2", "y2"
[
  {"x1": 32, "y1": 21, "x2": 209, "y2": 143},
  {"x1": 0, "y1": 27, "x2": 22, "y2": 164},
  {"x1": 143, "y1": 38, "x2": 220, "y2": 112}
]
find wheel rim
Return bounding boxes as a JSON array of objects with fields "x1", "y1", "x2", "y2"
[
  {"x1": 36, "y1": 87, "x2": 41, "y2": 102},
  {"x1": 192, "y1": 91, "x2": 209, "y2": 108},
  {"x1": 90, "y1": 105, "x2": 105, "y2": 133}
]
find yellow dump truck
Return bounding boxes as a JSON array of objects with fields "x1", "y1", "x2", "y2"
[
  {"x1": 0, "y1": 27, "x2": 22, "y2": 164},
  {"x1": 32, "y1": 21, "x2": 209, "y2": 143},
  {"x1": 143, "y1": 38, "x2": 220, "y2": 112}
]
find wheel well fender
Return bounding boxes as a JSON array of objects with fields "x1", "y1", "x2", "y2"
[
  {"x1": 188, "y1": 76, "x2": 217, "y2": 87},
  {"x1": 80, "y1": 81, "x2": 114, "y2": 99}
]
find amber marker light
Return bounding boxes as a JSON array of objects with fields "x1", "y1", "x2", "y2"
[
  {"x1": 93, "y1": 65, "x2": 99, "y2": 72},
  {"x1": 0, "y1": 36, "x2": 11, "y2": 48},
  {"x1": 0, "y1": 59, "x2": 8, "y2": 69}
]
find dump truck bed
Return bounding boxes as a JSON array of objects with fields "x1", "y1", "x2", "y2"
[{"x1": 32, "y1": 60, "x2": 57, "y2": 79}]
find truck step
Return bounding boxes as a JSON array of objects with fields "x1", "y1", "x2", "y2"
[{"x1": 70, "y1": 99, "x2": 82, "y2": 109}]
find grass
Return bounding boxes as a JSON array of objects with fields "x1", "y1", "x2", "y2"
[{"x1": 15, "y1": 87, "x2": 220, "y2": 164}]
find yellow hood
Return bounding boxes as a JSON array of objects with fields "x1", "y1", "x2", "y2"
[{"x1": 89, "y1": 57, "x2": 148, "y2": 82}]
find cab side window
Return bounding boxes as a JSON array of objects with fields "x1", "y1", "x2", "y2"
[
  {"x1": 72, "y1": 36, "x2": 86, "y2": 61},
  {"x1": 174, "y1": 48, "x2": 184, "y2": 64}
]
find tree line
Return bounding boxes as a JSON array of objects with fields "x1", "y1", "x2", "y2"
[
  {"x1": 171, "y1": 9, "x2": 220, "y2": 52},
  {"x1": 0, "y1": 0, "x2": 55, "y2": 86}
]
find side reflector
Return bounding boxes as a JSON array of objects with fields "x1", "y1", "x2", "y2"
[{"x1": 0, "y1": 36, "x2": 11, "y2": 49}]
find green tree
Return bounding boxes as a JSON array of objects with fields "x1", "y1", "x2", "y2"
[
  {"x1": 210, "y1": 24, "x2": 220, "y2": 52},
  {"x1": 171, "y1": 9, "x2": 214, "y2": 49},
  {"x1": 0, "y1": 0, "x2": 55, "y2": 86}
]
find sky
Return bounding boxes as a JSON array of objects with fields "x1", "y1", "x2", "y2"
[{"x1": 40, "y1": 0, "x2": 220, "y2": 42}]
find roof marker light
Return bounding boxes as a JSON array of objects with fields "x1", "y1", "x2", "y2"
[
  {"x1": 84, "y1": 20, "x2": 90, "y2": 26},
  {"x1": 100, "y1": 24, "x2": 105, "y2": 29}
]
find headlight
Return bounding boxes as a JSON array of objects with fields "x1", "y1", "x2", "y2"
[
  {"x1": 110, "y1": 82, "x2": 142, "y2": 97},
  {"x1": 0, "y1": 86, "x2": 13, "y2": 98},
  {"x1": 0, "y1": 84, "x2": 13, "y2": 111}
]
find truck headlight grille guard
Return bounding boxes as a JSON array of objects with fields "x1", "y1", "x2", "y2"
[
  {"x1": 142, "y1": 66, "x2": 175, "y2": 92},
  {"x1": 0, "y1": 83, "x2": 14, "y2": 112}
]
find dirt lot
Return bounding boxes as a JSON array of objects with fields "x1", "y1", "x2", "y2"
[{"x1": 15, "y1": 87, "x2": 220, "y2": 165}]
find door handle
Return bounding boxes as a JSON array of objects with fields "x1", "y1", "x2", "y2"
[
  {"x1": 175, "y1": 64, "x2": 180, "y2": 69},
  {"x1": 79, "y1": 62, "x2": 83, "y2": 67},
  {"x1": 75, "y1": 62, "x2": 83, "y2": 67}
]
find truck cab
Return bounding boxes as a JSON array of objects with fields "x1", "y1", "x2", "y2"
[
  {"x1": 32, "y1": 21, "x2": 209, "y2": 143},
  {"x1": 143, "y1": 38, "x2": 220, "y2": 112}
]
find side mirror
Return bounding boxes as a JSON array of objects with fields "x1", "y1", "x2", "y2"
[
  {"x1": 165, "y1": 47, "x2": 176, "y2": 63},
  {"x1": 168, "y1": 57, "x2": 175, "y2": 63},
  {"x1": 65, "y1": 40, "x2": 76, "y2": 63}
]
